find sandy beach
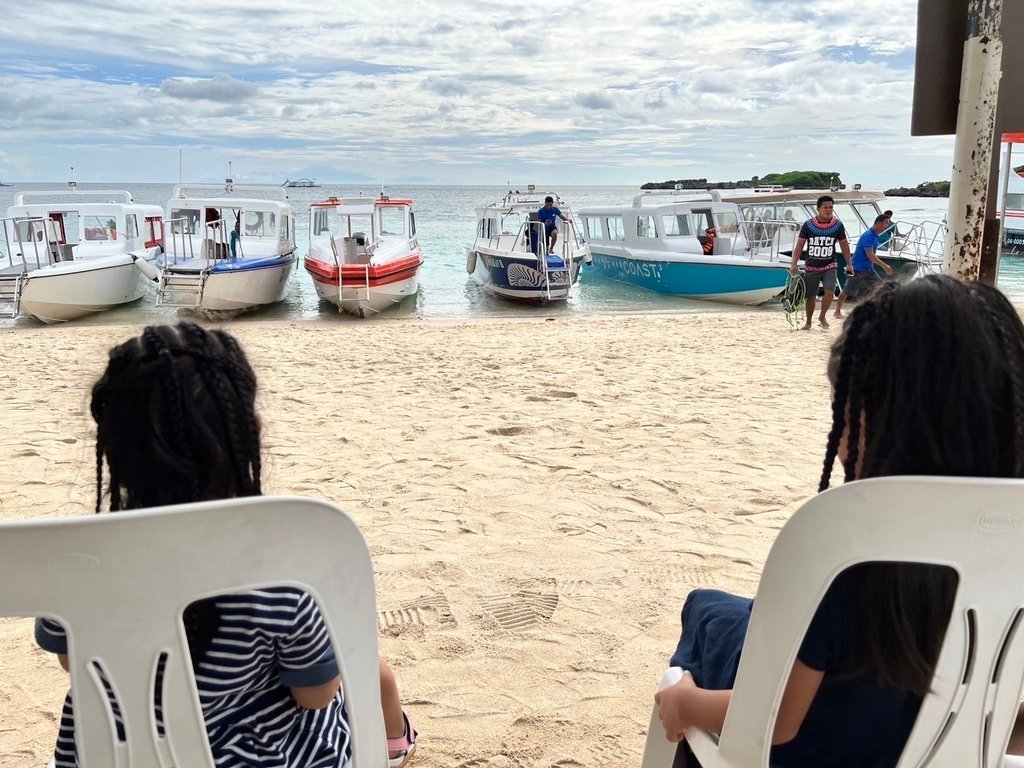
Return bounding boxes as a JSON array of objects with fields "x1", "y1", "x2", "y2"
[{"x1": 0, "y1": 312, "x2": 839, "y2": 767}]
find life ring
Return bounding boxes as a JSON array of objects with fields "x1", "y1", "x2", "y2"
[{"x1": 466, "y1": 250, "x2": 477, "y2": 274}]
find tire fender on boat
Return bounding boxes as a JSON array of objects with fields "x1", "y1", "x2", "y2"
[
  {"x1": 130, "y1": 252, "x2": 160, "y2": 282},
  {"x1": 466, "y1": 250, "x2": 477, "y2": 274}
]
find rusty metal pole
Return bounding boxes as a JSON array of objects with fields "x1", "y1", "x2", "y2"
[{"x1": 943, "y1": 0, "x2": 1003, "y2": 282}]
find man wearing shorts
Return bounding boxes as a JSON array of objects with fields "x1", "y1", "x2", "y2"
[
  {"x1": 537, "y1": 196, "x2": 569, "y2": 255},
  {"x1": 833, "y1": 213, "x2": 894, "y2": 318},
  {"x1": 789, "y1": 195, "x2": 852, "y2": 330}
]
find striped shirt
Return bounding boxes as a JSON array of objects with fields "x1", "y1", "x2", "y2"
[{"x1": 35, "y1": 587, "x2": 351, "y2": 768}]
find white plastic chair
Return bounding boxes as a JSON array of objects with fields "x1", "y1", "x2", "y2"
[
  {"x1": 642, "y1": 476, "x2": 1024, "y2": 768},
  {"x1": 0, "y1": 496, "x2": 388, "y2": 767}
]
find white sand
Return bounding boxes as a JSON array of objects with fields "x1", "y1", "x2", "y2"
[{"x1": 0, "y1": 312, "x2": 838, "y2": 767}]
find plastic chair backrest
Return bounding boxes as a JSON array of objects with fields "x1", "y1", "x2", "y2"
[
  {"x1": 643, "y1": 476, "x2": 1024, "y2": 768},
  {"x1": 0, "y1": 496, "x2": 387, "y2": 768}
]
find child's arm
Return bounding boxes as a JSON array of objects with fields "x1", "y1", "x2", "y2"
[
  {"x1": 655, "y1": 660, "x2": 824, "y2": 746},
  {"x1": 289, "y1": 677, "x2": 341, "y2": 710}
]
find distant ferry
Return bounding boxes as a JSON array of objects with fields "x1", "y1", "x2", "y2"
[{"x1": 282, "y1": 178, "x2": 321, "y2": 188}]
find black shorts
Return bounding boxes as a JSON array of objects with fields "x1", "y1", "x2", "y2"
[{"x1": 844, "y1": 269, "x2": 882, "y2": 298}]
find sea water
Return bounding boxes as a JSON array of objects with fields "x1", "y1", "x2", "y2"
[{"x1": 0, "y1": 183, "x2": 1019, "y2": 328}]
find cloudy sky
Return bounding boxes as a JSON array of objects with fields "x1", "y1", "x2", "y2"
[{"x1": 0, "y1": 0, "x2": 959, "y2": 187}]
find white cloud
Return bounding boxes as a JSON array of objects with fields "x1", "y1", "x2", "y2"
[{"x1": 0, "y1": 0, "x2": 962, "y2": 185}]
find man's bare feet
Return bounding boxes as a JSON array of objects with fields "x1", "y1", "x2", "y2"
[
  {"x1": 833, "y1": 312, "x2": 843, "y2": 319},
  {"x1": 800, "y1": 322, "x2": 811, "y2": 331},
  {"x1": 819, "y1": 318, "x2": 830, "y2": 329}
]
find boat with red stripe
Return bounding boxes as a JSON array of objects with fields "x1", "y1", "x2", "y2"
[{"x1": 304, "y1": 193, "x2": 422, "y2": 317}]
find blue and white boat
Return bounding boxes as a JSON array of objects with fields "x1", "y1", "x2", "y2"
[
  {"x1": 578, "y1": 191, "x2": 789, "y2": 305},
  {"x1": 466, "y1": 187, "x2": 591, "y2": 304},
  {"x1": 157, "y1": 183, "x2": 296, "y2": 318}
]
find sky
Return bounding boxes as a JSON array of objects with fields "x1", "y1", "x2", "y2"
[{"x1": 0, "y1": 0, "x2": 962, "y2": 187}]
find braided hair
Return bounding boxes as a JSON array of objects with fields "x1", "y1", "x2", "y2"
[
  {"x1": 819, "y1": 274, "x2": 1024, "y2": 696},
  {"x1": 90, "y1": 322, "x2": 262, "y2": 666}
]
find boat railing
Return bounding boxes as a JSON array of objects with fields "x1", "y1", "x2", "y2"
[
  {"x1": 164, "y1": 217, "x2": 197, "y2": 266},
  {"x1": 883, "y1": 219, "x2": 946, "y2": 269},
  {"x1": 740, "y1": 217, "x2": 801, "y2": 262},
  {"x1": 0, "y1": 216, "x2": 61, "y2": 272}
]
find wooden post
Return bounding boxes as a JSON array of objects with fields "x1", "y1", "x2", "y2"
[{"x1": 943, "y1": 0, "x2": 1003, "y2": 281}]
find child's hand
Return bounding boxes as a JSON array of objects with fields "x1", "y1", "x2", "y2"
[{"x1": 654, "y1": 670, "x2": 698, "y2": 742}]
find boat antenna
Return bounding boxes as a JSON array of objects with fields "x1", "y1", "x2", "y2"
[
  {"x1": 178, "y1": 149, "x2": 182, "y2": 187},
  {"x1": 226, "y1": 161, "x2": 234, "y2": 193},
  {"x1": 68, "y1": 166, "x2": 77, "y2": 190}
]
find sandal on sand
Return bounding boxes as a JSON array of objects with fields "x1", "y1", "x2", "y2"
[{"x1": 388, "y1": 712, "x2": 418, "y2": 768}]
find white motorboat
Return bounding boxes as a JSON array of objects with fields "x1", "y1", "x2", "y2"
[
  {"x1": 304, "y1": 193, "x2": 422, "y2": 318},
  {"x1": 0, "y1": 190, "x2": 164, "y2": 323},
  {"x1": 466, "y1": 187, "x2": 591, "y2": 304},
  {"x1": 1000, "y1": 132, "x2": 1024, "y2": 256},
  {"x1": 723, "y1": 187, "x2": 943, "y2": 282},
  {"x1": 157, "y1": 184, "x2": 297, "y2": 319},
  {"x1": 579, "y1": 191, "x2": 788, "y2": 305}
]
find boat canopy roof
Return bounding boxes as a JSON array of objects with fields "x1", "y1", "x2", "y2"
[
  {"x1": 311, "y1": 196, "x2": 413, "y2": 215},
  {"x1": 15, "y1": 189, "x2": 135, "y2": 206}
]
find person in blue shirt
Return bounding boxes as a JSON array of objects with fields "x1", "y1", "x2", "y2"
[
  {"x1": 832, "y1": 213, "x2": 894, "y2": 318},
  {"x1": 537, "y1": 196, "x2": 569, "y2": 255},
  {"x1": 654, "y1": 275, "x2": 1024, "y2": 767}
]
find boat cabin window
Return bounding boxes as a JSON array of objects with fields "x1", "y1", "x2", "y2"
[
  {"x1": 636, "y1": 215, "x2": 656, "y2": 239},
  {"x1": 409, "y1": 212, "x2": 416, "y2": 237},
  {"x1": 343, "y1": 214, "x2": 373, "y2": 241},
  {"x1": 1007, "y1": 193, "x2": 1024, "y2": 209},
  {"x1": 693, "y1": 209, "x2": 715, "y2": 234},
  {"x1": 312, "y1": 208, "x2": 332, "y2": 237},
  {"x1": 852, "y1": 202, "x2": 879, "y2": 228},
  {"x1": 379, "y1": 207, "x2": 406, "y2": 237},
  {"x1": 170, "y1": 208, "x2": 200, "y2": 235},
  {"x1": 82, "y1": 215, "x2": 116, "y2": 241},
  {"x1": 714, "y1": 211, "x2": 740, "y2": 235},
  {"x1": 661, "y1": 214, "x2": 691, "y2": 237},
  {"x1": 126, "y1": 214, "x2": 139, "y2": 239},
  {"x1": 281, "y1": 215, "x2": 290, "y2": 241},
  {"x1": 605, "y1": 216, "x2": 625, "y2": 241},
  {"x1": 582, "y1": 216, "x2": 602, "y2": 241},
  {"x1": 478, "y1": 217, "x2": 499, "y2": 238},
  {"x1": 14, "y1": 219, "x2": 45, "y2": 243}
]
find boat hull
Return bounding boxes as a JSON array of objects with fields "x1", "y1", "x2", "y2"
[
  {"x1": 161, "y1": 255, "x2": 296, "y2": 318},
  {"x1": 304, "y1": 253, "x2": 422, "y2": 318},
  {"x1": 16, "y1": 253, "x2": 157, "y2": 324},
  {"x1": 468, "y1": 249, "x2": 582, "y2": 304},
  {"x1": 587, "y1": 250, "x2": 789, "y2": 305}
]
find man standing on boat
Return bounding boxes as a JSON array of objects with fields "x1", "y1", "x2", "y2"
[
  {"x1": 789, "y1": 195, "x2": 851, "y2": 330},
  {"x1": 538, "y1": 196, "x2": 570, "y2": 255}
]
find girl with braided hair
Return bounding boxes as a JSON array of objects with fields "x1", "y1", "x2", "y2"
[
  {"x1": 35, "y1": 321, "x2": 417, "y2": 768},
  {"x1": 655, "y1": 275, "x2": 1024, "y2": 766}
]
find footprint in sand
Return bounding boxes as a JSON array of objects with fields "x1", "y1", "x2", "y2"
[
  {"x1": 479, "y1": 589, "x2": 559, "y2": 629},
  {"x1": 378, "y1": 593, "x2": 455, "y2": 629},
  {"x1": 485, "y1": 425, "x2": 533, "y2": 436}
]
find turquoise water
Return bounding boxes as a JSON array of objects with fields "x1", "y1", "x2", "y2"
[{"x1": 0, "y1": 183, "x2": 1020, "y2": 327}]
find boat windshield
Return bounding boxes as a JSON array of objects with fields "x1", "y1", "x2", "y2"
[{"x1": 379, "y1": 207, "x2": 406, "y2": 237}]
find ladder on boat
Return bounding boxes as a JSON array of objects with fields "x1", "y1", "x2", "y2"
[
  {"x1": 0, "y1": 274, "x2": 23, "y2": 317},
  {"x1": 155, "y1": 271, "x2": 206, "y2": 308}
]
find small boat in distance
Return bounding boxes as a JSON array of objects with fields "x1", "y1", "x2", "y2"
[
  {"x1": 283, "y1": 178, "x2": 322, "y2": 188},
  {"x1": 156, "y1": 184, "x2": 297, "y2": 319},
  {"x1": 466, "y1": 186, "x2": 590, "y2": 304},
  {"x1": 579, "y1": 191, "x2": 788, "y2": 305},
  {"x1": 0, "y1": 189, "x2": 164, "y2": 323},
  {"x1": 304, "y1": 193, "x2": 423, "y2": 317}
]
